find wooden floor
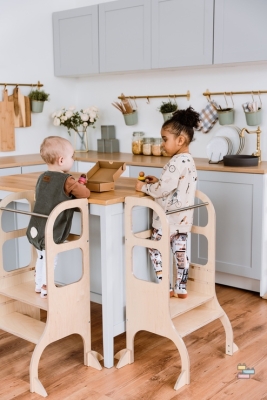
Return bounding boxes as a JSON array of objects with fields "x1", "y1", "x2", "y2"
[{"x1": 0, "y1": 284, "x2": 267, "y2": 400}]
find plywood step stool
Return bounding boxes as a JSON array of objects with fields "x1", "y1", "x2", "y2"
[
  {"x1": 115, "y1": 190, "x2": 238, "y2": 390},
  {"x1": 0, "y1": 190, "x2": 103, "y2": 397}
]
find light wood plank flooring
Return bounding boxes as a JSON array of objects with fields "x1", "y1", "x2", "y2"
[{"x1": 0, "y1": 284, "x2": 266, "y2": 400}]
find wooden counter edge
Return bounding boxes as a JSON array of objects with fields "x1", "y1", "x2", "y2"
[{"x1": 1, "y1": 153, "x2": 267, "y2": 174}]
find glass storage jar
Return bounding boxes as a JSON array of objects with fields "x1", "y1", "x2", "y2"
[
  {"x1": 152, "y1": 138, "x2": 162, "y2": 156},
  {"x1": 132, "y1": 132, "x2": 144, "y2": 155},
  {"x1": 142, "y1": 137, "x2": 154, "y2": 156}
]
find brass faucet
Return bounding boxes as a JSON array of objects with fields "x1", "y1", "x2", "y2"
[{"x1": 239, "y1": 126, "x2": 261, "y2": 163}]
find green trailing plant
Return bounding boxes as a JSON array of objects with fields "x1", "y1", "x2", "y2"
[
  {"x1": 28, "y1": 89, "x2": 50, "y2": 102},
  {"x1": 158, "y1": 101, "x2": 178, "y2": 114}
]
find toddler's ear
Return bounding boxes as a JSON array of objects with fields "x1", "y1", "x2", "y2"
[{"x1": 178, "y1": 135, "x2": 186, "y2": 145}]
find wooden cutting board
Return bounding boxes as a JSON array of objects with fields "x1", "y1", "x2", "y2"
[
  {"x1": 0, "y1": 89, "x2": 15, "y2": 151},
  {"x1": 8, "y1": 87, "x2": 31, "y2": 127}
]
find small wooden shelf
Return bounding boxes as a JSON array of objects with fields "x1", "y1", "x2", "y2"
[
  {"x1": 170, "y1": 291, "x2": 214, "y2": 319},
  {"x1": 0, "y1": 280, "x2": 48, "y2": 311},
  {"x1": 172, "y1": 305, "x2": 224, "y2": 338},
  {"x1": 0, "y1": 312, "x2": 45, "y2": 344}
]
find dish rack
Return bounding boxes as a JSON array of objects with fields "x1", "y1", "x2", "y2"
[{"x1": 207, "y1": 125, "x2": 245, "y2": 164}]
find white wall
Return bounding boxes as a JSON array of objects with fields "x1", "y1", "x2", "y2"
[{"x1": 1, "y1": 0, "x2": 267, "y2": 160}]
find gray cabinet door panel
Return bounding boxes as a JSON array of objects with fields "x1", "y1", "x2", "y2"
[
  {"x1": 99, "y1": 0, "x2": 151, "y2": 72},
  {"x1": 192, "y1": 171, "x2": 263, "y2": 281},
  {"x1": 53, "y1": 6, "x2": 99, "y2": 76},
  {"x1": 152, "y1": 0, "x2": 214, "y2": 68},
  {"x1": 214, "y1": 0, "x2": 267, "y2": 64}
]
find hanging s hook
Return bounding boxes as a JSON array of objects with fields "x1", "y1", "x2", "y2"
[
  {"x1": 224, "y1": 92, "x2": 228, "y2": 108},
  {"x1": 146, "y1": 97, "x2": 150, "y2": 104},
  {"x1": 230, "y1": 92, "x2": 234, "y2": 108},
  {"x1": 133, "y1": 96, "x2": 137, "y2": 109},
  {"x1": 251, "y1": 91, "x2": 255, "y2": 102},
  {"x1": 258, "y1": 91, "x2": 262, "y2": 109}
]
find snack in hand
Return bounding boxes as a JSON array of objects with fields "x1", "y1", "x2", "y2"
[
  {"x1": 138, "y1": 171, "x2": 146, "y2": 181},
  {"x1": 78, "y1": 174, "x2": 87, "y2": 185}
]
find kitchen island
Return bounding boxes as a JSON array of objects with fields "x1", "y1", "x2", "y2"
[{"x1": 0, "y1": 172, "x2": 148, "y2": 369}]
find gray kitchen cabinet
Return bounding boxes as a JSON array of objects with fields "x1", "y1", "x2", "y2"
[
  {"x1": 191, "y1": 170, "x2": 267, "y2": 296},
  {"x1": 52, "y1": 5, "x2": 99, "y2": 76},
  {"x1": 151, "y1": 0, "x2": 214, "y2": 68},
  {"x1": 214, "y1": 0, "x2": 267, "y2": 64},
  {"x1": 99, "y1": 0, "x2": 151, "y2": 73}
]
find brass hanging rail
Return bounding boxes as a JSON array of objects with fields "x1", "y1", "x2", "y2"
[
  {"x1": 0, "y1": 80, "x2": 43, "y2": 88},
  {"x1": 203, "y1": 89, "x2": 267, "y2": 97},
  {"x1": 118, "y1": 90, "x2": 190, "y2": 101}
]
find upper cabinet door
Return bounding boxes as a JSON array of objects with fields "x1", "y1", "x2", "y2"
[
  {"x1": 53, "y1": 6, "x2": 99, "y2": 76},
  {"x1": 214, "y1": 0, "x2": 267, "y2": 64},
  {"x1": 99, "y1": 0, "x2": 151, "y2": 73},
  {"x1": 152, "y1": 0, "x2": 214, "y2": 69}
]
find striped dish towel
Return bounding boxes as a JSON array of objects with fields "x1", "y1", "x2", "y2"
[{"x1": 196, "y1": 100, "x2": 219, "y2": 133}]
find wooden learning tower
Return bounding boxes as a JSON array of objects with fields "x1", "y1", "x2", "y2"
[
  {"x1": 0, "y1": 190, "x2": 102, "y2": 397},
  {"x1": 116, "y1": 190, "x2": 238, "y2": 390}
]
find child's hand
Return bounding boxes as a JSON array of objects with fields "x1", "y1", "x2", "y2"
[
  {"x1": 145, "y1": 175, "x2": 159, "y2": 184},
  {"x1": 135, "y1": 180, "x2": 146, "y2": 192}
]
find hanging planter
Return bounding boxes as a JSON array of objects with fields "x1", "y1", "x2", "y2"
[
  {"x1": 158, "y1": 100, "x2": 178, "y2": 122},
  {"x1": 28, "y1": 89, "x2": 49, "y2": 113},
  {"x1": 112, "y1": 94, "x2": 138, "y2": 126}
]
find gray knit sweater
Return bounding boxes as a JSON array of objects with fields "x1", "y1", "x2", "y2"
[{"x1": 26, "y1": 171, "x2": 75, "y2": 250}]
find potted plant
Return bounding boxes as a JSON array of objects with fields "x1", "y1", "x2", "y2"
[
  {"x1": 28, "y1": 89, "x2": 50, "y2": 113},
  {"x1": 158, "y1": 101, "x2": 178, "y2": 121}
]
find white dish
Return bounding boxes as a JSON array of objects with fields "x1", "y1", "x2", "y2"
[
  {"x1": 222, "y1": 136, "x2": 233, "y2": 155},
  {"x1": 215, "y1": 126, "x2": 241, "y2": 155},
  {"x1": 233, "y1": 126, "x2": 245, "y2": 154},
  {"x1": 207, "y1": 137, "x2": 229, "y2": 162}
]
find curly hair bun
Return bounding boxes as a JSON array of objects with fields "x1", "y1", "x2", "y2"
[{"x1": 172, "y1": 106, "x2": 200, "y2": 129}]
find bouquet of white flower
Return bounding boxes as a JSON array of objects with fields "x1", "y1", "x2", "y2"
[{"x1": 52, "y1": 106, "x2": 99, "y2": 135}]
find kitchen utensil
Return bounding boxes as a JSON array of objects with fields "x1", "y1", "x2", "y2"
[
  {"x1": 8, "y1": 87, "x2": 31, "y2": 127},
  {"x1": 223, "y1": 155, "x2": 258, "y2": 167},
  {"x1": 0, "y1": 89, "x2": 15, "y2": 151},
  {"x1": 120, "y1": 93, "x2": 134, "y2": 114},
  {"x1": 215, "y1": 125, "x2": 241, "y2": 154},
  {"x1": 206, "y1": 136, "x2": 229, "y2": 162}
]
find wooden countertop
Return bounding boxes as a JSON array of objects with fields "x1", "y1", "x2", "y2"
[
  {"x1": 1, "y1": 152, "x2": 267, "y2": 174},
  {"x1": 0, "y1": 172, "x2": 146, "y2": 206}
]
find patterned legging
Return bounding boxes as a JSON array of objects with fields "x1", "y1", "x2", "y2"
[{"x1": 149, "y1": 228, "x2": 189, "y2": 290}]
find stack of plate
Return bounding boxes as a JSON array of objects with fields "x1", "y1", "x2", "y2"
[{"x1": 206, "y1": 126, "x2": 245, "y2": 162}]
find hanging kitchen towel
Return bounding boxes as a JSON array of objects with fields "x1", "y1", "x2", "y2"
[{"x1": 196, "y1": 99, "x2": 219, "y2": 134}]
